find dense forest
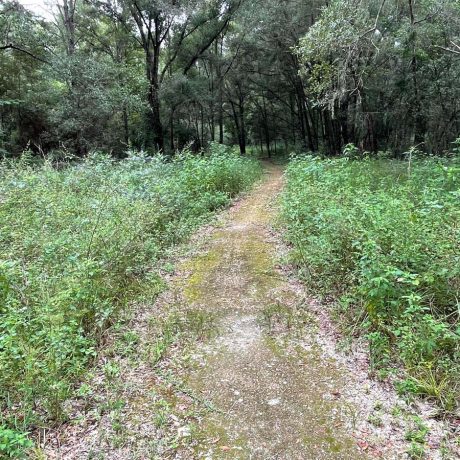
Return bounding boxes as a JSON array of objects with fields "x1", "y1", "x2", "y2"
[
  {"x1": 1, "y1": 1, "x2": 460, "y2": 458},
  {"x1": 1, "y1": 0, "x2": 459, "y2": 157}
]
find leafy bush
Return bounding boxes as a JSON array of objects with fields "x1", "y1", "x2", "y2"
[
  {"x1": 342, "y1": 143, "x2": 364, "y2": 159},
  {"x1": 282, "y1": 156, "x2": 460, "y2": 409},
  {"x1": 0, "y1": 426, "x2": 33, "y2": 458},
  {"x1": 0, "y1": 147, "x2": 261, "y2": 445}
]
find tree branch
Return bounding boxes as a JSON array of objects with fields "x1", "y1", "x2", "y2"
[
  {"x1": 434, "y1": 44, "x2": 460, "y2": 55},
  {"x1": 0, "y1": 43, "x2": 50, "y2": 64}
]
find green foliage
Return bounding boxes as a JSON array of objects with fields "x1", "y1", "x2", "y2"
[
  {"x1": 0, "y1": 148, "x2": 261, "y2": 441},
  {"x1": 342, "y1": 143, "x2": 366, "y2": 160},
  {"x1": 282, "y1": 156, "x2": 460, "y2": 409},
  {"x1": 296, "y1": 0, "x2": 460, "y2": 153},
  {"x1": 405, "y1": 416, "x2": 429, "y2": 459},
  {"x1": 452, "y1": 137, "x2": 460, "y2": 156},
  {"x1": 0, "y1": 426, "x2": 33, "y2": 459}
]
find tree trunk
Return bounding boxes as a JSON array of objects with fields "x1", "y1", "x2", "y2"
[
  {"x1": 408, "y1": 0, "x2": 424, "y2": 145},
  {"x1": 200, "y1": 105, "x2": 205, "y2": 148},
  {"x1": 146, "y1": 50, "x2": 164, "y2": 152},
  {"x1": 230, "y1": 99, "x2": 245, "y2": 155},
  {"x1": 239, "y1": 98, "x2": 246, "y2": 155},
  {"x1": 170, "y1": 108, "x2": 175, "y2": 152},
  {"x1": 262, "y1": 96, "x2": 271, "y2": 157},
  {"x1": 339, "y1": 99, "x2": 349, "y2": 146},
  {"x1": 217, "y1": 38, "x2": 224, "y2": 144},
  {"x1": 123, "y1": 106, "x2": 129, "y2": 147},
  {"x1": 295, "y1": 77, "x2": 315, "y2": 151},
  {"x1": 61, "y1": 0, "x2": 76, "y2": 56}
]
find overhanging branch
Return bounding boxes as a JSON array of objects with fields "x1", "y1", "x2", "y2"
[{"x1": 0, "y1": 43, "x2": 50, "y2": 64}]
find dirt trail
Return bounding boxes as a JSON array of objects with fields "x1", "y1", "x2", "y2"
[{"x1": 168, "y1": 163, "x2": 365, "y2": 459}]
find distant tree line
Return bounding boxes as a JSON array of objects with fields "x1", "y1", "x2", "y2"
[{"x1": 1, "y1": 0, "x2": 459, "y2": 157}]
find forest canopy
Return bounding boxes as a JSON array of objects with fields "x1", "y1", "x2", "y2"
[{"x1": 1, "y1": 0, "x2": 459, "y2": 157}]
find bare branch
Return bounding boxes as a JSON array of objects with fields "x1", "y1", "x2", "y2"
[
  {"x1": 360, "y1": 0, "x2": 386, "y2": 38},
  {"x1": 434, "y1": 42, "x2": 460, "y2": 55},
  {"x1": 0, "y1": 43, "x2": 50, "y2": 64}
]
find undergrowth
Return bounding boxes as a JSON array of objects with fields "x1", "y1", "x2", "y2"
[
  {"x1": 282, "y1": 155, "x2": 460, "y2": 410},
  {"x1": 0, "y1": 144, "x2": 261, "y2": 454}
]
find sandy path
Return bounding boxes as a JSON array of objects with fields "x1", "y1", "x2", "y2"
[{"x1": 169, "y1": 163, "x2": 365, "y2": 459}]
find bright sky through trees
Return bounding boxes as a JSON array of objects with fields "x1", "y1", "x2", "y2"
[{"x1": 17, "y1": 0, "x2": 53, "y2": 20}]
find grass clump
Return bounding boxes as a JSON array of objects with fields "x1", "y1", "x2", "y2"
[
  {"x1": 281, "y1": 155, "x2": 460, "y2": 410},
  {"x1": 0, "y1": 146, "x2": 261, "y2": 451}
]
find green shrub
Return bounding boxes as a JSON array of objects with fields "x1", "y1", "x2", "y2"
[
  {"x1": 282, "y1": 155, "x2": 460, "y2": 409},
  {"x1": 0, "y1": 148, "x2": 261, "y2": 440},
  {"x1": 0, "y1": 426, "x2": 33, "y2": 459}
]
